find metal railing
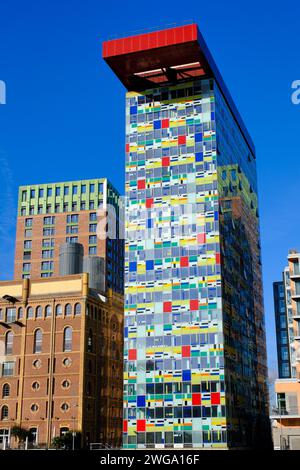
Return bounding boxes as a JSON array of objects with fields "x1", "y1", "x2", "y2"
[{"x1": 106, "y1": 20, "x2": 196, "y2": 41}]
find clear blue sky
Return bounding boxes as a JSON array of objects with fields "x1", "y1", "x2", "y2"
[{"x1": 1, "y1": 0, "x2": 300, "y2": 378}]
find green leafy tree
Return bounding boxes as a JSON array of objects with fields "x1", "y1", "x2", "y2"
[
  {"x1": 11, "y1": 426, "x2": 30, "y2": 445},
  {"x1": 51, "y1": 432, "x2": 81, "y2": 450}
]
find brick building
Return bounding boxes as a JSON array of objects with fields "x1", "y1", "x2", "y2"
[
  {"x1": 0, "y1": 274, "x2": 123, "y2": 448},
  {"x1": 14, "y1": 178, "x2": 124, "y2": 294}
]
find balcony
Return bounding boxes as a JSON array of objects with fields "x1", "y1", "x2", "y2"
[{"x1": 270, "y1": 408, "x2": 300, "y2": 419}]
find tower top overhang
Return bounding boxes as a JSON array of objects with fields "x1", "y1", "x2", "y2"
[
  {"x1": 103, "y1": 24, "x2": 209, "y2": 91},
  {"x1": 102, "y1": 24, "x2": 255, "y2": 156}
]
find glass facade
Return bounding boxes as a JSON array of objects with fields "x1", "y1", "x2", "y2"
[
  {"x1": 274, "y1": 280, "x2": 291, "y2": 378},
  {"x1": 123, "y1": 78, "x2": 270, "y2": 448}
]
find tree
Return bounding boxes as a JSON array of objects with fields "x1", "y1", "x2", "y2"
[
  {"x1": 51, "y1": 432, "x2": 81, "y2": 450},
  {"x1": 11, "y1": 426, "x2": 30, "y2": 446},
  {"x1": 51, "y1": 436, "x2": 64, "y2": 450}
]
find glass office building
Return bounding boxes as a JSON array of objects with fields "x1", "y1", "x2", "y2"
[{"x1": 103, "y1": 24, "x2": 271, "y2": 449}]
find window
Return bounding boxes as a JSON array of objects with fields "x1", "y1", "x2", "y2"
[
  {"x1": 89, "y1": 212, "x2": 97, "y2": 222},
  {"x1": 73, "y1": 186, "x2": 78, "y2": 195},
  {"x1": 29, "y1": 206, "x2": 34, "y2": 215},
  {"x1": 98, "y1": 183, "x2": 103, "y2": 193},
  {"x1": 36, "y1": 306, "x2": 43, "y2": 318},
  {"x1": 65, "y1": 304, "x2": 72, "y2": 316},
  {"x1": 74, "y1": 303, "x2": 81, "y2": 316},
  {"x1": 25, "y1": 218, "x2": 33, "y2": 227},
  {"x1": 30, "y1": 189, "x2": 35, "y2": 198},
  {"x1": 32, "y1": 382, "x2": 40, "y2": 391},
  {"x1": 89, "y1": 246, "x2": 97, "y2": 255},
  {"x1": 34, "y1": 329, "x2": 42, "y2": 353},
  {"x1": 47, "y1": 187, "x2": 52, "y2": 197},
  {"x1": 21, "y1": 207, "x2": 26, "y2": 216},
  {"x1": 24, "y1": 240, "x2": 32, "y2": 249},
  {"x1": 55, "y1": 187, "x2": 61, "y2": 196},
  {"x1": 81, "y1": 202, "x2": 86, "y2": 210},
  {"x1": 18, "y1": 308, "x2": 23, "y2": 319},
  {"x1": 64, "y1": 186, "x2": 69, "y2": 196},
  {"x1": 63, "y1": 327, "x2": 72, "y2": 352},
  {"x1": 42, "y1": 250, "x2": 54, "y2": 259},
  {"x1": 43, "y1": 228, "x2": 55, "y2": 236},
  {"x1": 67, "y1": 214, "x2": 79, "y2": 224},
  {"x1": 61, "y1": 403, "x2": 69, "y2": 412},
  {"x1": 55, "y1": 304, "x2": 62, "y2": 316},
  {"x1": 81, "y1": 184, "x2": 86, "y2": 194},
  {"x1": 31, "y1": 404, "x2": 39, "y2": 412},
  {"x1": 46, "y1": 204, "x2": 52, "y2": 213},
  {"x1": 23, "y1": 263, "x2": 31, "y2": 273},
  {"x1": 89, "y1": 223, "x2": 97, "y2": 233},
  {"x1": 90, "y1": 183, "x2": 95, "y2": 193},
  {"x1": 29, "y1": 428, "x2": 38, "y2": 445},
  {"x1": 27, "y1": 307, "x2": 34, "y2": 319},
  {"x1": 89, "y1": 235, "x2": 97, "y2": 244},
  {"x1": 38, "y1": 206, "x2": 43, "y2": 214},
  {"x1": 281, "y1": 347, "x2": 289, "y2": 361},
  {"x1": 88, "y1": 329, "x2": 93, "y2": 353},
  {"x1": 23, "y1": 251, "x2": 31, "y2": 260},
  {"x1": 62, "y1": 380, "x2": 70, "y2": 389},
  {"x1": 63, "y1": 358, "x2": 72, "y2": 367},
  {"x1": 63, "y1": 203, "x2": 69, "y2": 212},
  {"x1": 66, "y1": 237, "x2": 78, "y2": 244},
  {"x1": 45, "y1": 305, "x2": 52, "y2": 317},
  {"x1": 33, "y1": 359, "x2": 41, "y2": 369},
  {"x1": 6, "y1": 308, "x2": 16, "y2": 323},
  {"x1": 2, "y1": 362, "x2": 14, "y2": 377},
  {"x1": 22, "y1": 190, "x2": 27, "y2": 202},
  {"x1": 5, "y1": 332, "x2": 13, "y2": 355},
  {"x1": 55, "y1": 205, "x2": 60, "y2": 214},
  {"x1": 89, "y1": 201, "x2": 95, "y2": 210},
  {"x1": 72, "y1": 202, "x2": 77, "y2": 211},
  {"x1": 42, "y1": 239, "x2": 54, "y2": 248},
  {"x1": 1, "y1": 406, "x2": 8, "y2": 420},
  {"x1": 66, "y1": 225, "x2": 78, "y2": 234},
  {"x1": 41, "y1": 261, "x2": 54, "y2": 271},
  {"x1": 24, "y1": 229, "x2": 32, "y2": 237},
  {"x1": 277, "y1": 393, "x2": 286, "y2": 412},
  {"x1": 86, "y1": 382, "x2": 92, "y2": 395},
  {"x1": 2, "y1": 384, "x2": 10, "y2": 398},
  {"x1": 43, "y1": 216, "x2": 55, "y2": 225}
]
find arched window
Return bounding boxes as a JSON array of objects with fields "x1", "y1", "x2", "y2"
[
  {"x1": 2, "y1": 384, "x2": 10, "y2": 398},
  {"x1": 34, "y1": 329, "x2": 42, "y2": 353},
  {"x1": 45, "y1": 305, "x2": 52, "y2": 317},
  {"x1": 5, "y1": 331, "x2": 13, "y2": 355},
  {"x1": 27, "y1": 307, "x2": 34, "y2": 319},
  {"x1": 18, "y1": 307, "x2": 23, "y2": 319},
  {"x1": 74, "y1": 303, "x2": 81, "y2": 316},
  {"x1": 63, "y1": 327, "x2": 72, "y2": 352},
  {"x1": 65, "y1": 304, "x2": 72, "y2": 316},
  {"x1": 1, "y1": 406, "x2": 8, "y2": 420},
  {"x1": 55, "y1": 304, "x2": 62, "y2": 316},
  {"x1": 87, "y1": 329, "x2": 93, "y2": 353},
  {"x1": 36, "y1": 306, "x2": 43, "y2": 318}
]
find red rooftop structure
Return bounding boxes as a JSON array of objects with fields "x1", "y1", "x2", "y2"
[{"x1": 102, "y1": 23, "x2": 255, "y2": 154}]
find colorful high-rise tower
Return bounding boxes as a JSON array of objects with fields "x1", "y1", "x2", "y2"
[{"x1": 103, "y1": 24, "x2": 271, "y2": 449}]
